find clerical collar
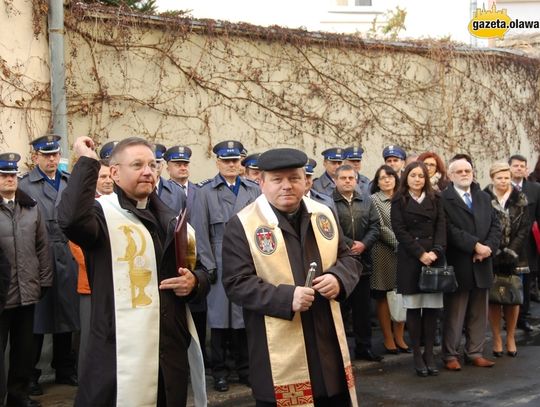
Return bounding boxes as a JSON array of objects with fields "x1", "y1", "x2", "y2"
[{"x1": 136, "y1": 198, "x2": 148, "y2": 209}]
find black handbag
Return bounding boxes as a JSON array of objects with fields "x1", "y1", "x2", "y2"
[
  {"x1": 419, "y1": 262, "x2": 458, "y2": 293},
  {"x1": 489, "y1": 274, "x2": 523, "y2": 305}
]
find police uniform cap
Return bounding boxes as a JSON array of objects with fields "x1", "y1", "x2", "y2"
[
  {"x1": 30, "y1": 134, "x2": 61, "y2": 153},
  {"x1": 305, "y1": 158, "x2": 317, "y2": 175},
  {"x1": 213, "y1": 140, "x2": 244, "y2": 160},
  {"x1": 0, "y1": 153, "x2": 21, "y2": 174},
  {"x1": 343, "y1": 146, "x2": 364, "y2": 161},
  {"x1": 382, "y1": 145, "x2": 406, "y2": 160},
  {"x1": 240, "y1": 147, "x2": 248, "y2": 158},
  {"x1": 321, "y1": 147, "x2": 344, "y2": 161},
  {"x1": 258, "y1": 148, "x2": 308, "y2": 171},
  {"x1": 99, "y1": 141, "x2": 119, "y2": 159},
  {"x1": 241, "y1": 153, "x2": 261, "y2": 169},
  {"x1": 154, "y1": 143, "x2": 167, "y2": 161},
  {"x1": 164, "y1": 145, "x2": 192, "y2": 162}
]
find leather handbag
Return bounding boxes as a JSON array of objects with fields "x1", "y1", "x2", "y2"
[
  {"x1": 489, "y1": 274, "x2": 523, "y2": 305},
  {"x1": 419, "y1": 263, "x2": 458, "y2": 293}
]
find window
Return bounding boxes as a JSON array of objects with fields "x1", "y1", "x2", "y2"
[{"x1": 336, "y1": 0, "x2": 372, "y2": 5}]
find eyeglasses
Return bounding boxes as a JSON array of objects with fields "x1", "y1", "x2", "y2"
[
  {"x1": 423, "y1": 162, "x2": 437, "y2": 168},
  {"x1": 453, "y1": 169, "x2": 472, "y2": 175},
  {"x1": 115, "y1": 161, "x2": 159, "y2": 172}
]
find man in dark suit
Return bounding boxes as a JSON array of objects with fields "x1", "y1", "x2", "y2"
[
  {"x1": 441, "y1": 158, "x2": 501, "y2": 371},
  {"x1": 509, "y1": 154, "x2": 540, "y2": 332}
]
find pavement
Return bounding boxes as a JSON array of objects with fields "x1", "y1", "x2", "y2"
[{"x1": 34, "y1": 300, "x2": 540, "y2": 406}]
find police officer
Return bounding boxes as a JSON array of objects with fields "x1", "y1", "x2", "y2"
[
  {"x1": 154, "y1": 143, "x2": 186, "y2": 215},
  {"x1": 305, "y1": 158, "x2": 334, "y2": 209},
  {"x1": 19, "y1": 135, "x2": 79, "y2": 395},
  {"x1": 312, "y1": 147, "x2": 344, "y2": 196},
  {"x1": 190, "y1": 140, "x2": 260, "y2": 392},
  {"x1": 344, "y1": 146, "x2": 371, "y2": 195},
  {"x1": 241, "y1": 153, "x2": 262, "y2": 184},
  {"x1": 382, "y1": 145, "x2": 407, "y2": 175},
  {"x1": 164, "y1": 146, "x2": 195, "y2": 218}
]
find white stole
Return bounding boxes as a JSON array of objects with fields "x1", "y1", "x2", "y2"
[{"x1": 99, "y1": 193, "x2": 207, "y2": 407}]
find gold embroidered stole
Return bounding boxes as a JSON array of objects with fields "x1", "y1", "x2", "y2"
[
  {"x1": 99, "y1": 193, "x2": 161, "y2": 407},
  {"x1": 237, "y1": 195, "x2": 358, "y2": 407}
]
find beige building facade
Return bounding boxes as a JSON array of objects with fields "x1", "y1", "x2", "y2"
[{"x1": 0, "y1": 2, "x2": 538, "y2": 184}]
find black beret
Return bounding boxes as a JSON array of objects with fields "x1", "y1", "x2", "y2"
[{"x1": 257, "y1": 148, "x2": 308, "y2": 171}]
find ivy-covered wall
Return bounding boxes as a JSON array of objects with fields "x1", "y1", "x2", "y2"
[{"x1": 1, "y1": 1, "x2": 539, "y2": 182}]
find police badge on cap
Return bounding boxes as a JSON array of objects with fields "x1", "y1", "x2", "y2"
[
  {"x1": 30, "y1": 134, "x2": 61, "y2": 153},
  {"x1": 0, "y1": 153, "x2": 21, "y2": 174}
]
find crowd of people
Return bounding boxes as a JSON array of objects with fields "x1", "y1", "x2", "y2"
[{"x1": 0, "y1": 134, "x2": 539, "y2": 407}]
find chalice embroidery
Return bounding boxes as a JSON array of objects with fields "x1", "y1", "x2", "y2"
[{"x1": 118, "y1": 225, "x2": 152, "y2": 308}]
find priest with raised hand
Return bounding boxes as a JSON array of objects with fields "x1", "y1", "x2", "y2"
[
  {"x1": 222, "y1": 148, "x2": 359, "y2": 407},
  {"x1": 58, "y1": 136, "x2": 208, "y2": 407}
]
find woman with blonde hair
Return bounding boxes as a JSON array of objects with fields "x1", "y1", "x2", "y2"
[{"x1": 484, "y1": 162, "x2": 530, "y2": 357}]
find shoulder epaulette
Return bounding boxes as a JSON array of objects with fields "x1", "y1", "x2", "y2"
[
  {"x1": 197, "y1": 178, "x2": 212, "y2": 188},
  {"x1": 244, "y1": 178, "x2": 260, "y2": 187}
]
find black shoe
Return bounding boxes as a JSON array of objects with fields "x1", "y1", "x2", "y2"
[
  {"x1": 6, "y1": 394, "x2": 41, "y2": 407},
  {"x1": 492, "y1": 350, "x2": 503, "y2": 358},
  {"x1": 517, "y1": 320, "x2": 533, "y2": 333},
  {"x1": 355, "y1": 349, "x2": 384, "y2": 362},
  {"x1": 415, "y1": 367, "x2": 428, "y2": 377},
  {"x1": 27, "y1": 380, "x2": 43, "y2": 397},
  {"x1": 239, "y1": 376, "x2": 251, "y2": 388},
  {"x1": 213, "y1": 377, "x2": 229, "y2": 392},
  {"x1": 384, "y1": 346, "x2": 399, "y2": 355},
  {"x1": 55, "y1": 374, "x2": 78, "y2": 386},
  {"x1": 506, "y1": 350, "x2": 518, "y2": 357},
  {"x1": 397, "y1": 345, "x2": 412, "y2": 354},
  {"x1": 426, "y1": 366, "x2": 439, "y2": 376}
]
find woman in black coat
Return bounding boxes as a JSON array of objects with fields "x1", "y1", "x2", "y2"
[
  {"x1": 485, "y1": 162, "x2": 530, "y2": 357},
  {"x1": 391, "y1": 162, "x2": 446, "y2": 377}
]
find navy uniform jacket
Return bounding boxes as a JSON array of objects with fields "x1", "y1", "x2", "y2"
[
  {"x1": 157, "y1": 176, "x2": 186, "y2": 216},
  {"x1": 190, "y1": 174, "x2": 260, "y2": 329}
]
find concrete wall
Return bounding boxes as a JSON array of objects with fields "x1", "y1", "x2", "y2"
[{"x1": 1, "y1": 2, "x2": 539, "y2": 186}]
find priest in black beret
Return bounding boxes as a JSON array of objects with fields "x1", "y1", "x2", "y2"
[{"x1": 221, "y1": 147, "x2": 360, "y2": 406}]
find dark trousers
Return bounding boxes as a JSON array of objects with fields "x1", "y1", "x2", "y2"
[
  {"x1": 0, "y1": 305, "x2": 35, "y2": 400},
  {"x1": 210, "y1": 328, "x2": 249, "y2": 380},
  {"x1": 341, "y1": 276, "x2": 372, "y2": 353},
  {"x1": 191, "y1": 310, "x2": 207, "y2": 364},
  {"x1": 33, "y1": 332, "x2": 76, "y2": 379},
  {"x1": 256, "y1": 392, "x2": 350, "y2": 407}
]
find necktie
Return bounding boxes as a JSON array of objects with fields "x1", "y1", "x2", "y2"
[
  {"x1": 463, "y1": 192, "x2": 473, "y2": 209},
  {"x1": 181, "y1": 184, "x2": 187, "y2": 197}
]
